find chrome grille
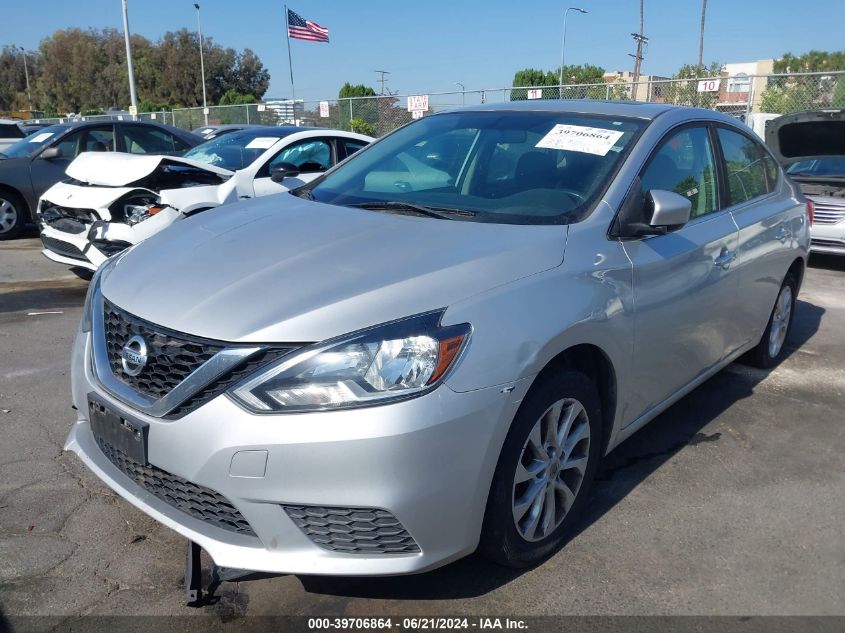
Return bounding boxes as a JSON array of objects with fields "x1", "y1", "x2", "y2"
[
  {"x1": 95, "y1": 436, "x2": 256, "y2": 536},
  {"x1": 810, "y1": 198, "x2": 845, "y2": 225},
  {"x1": 103, "y1": 300, "x2": 223, "y2": 400},
  {"x1": 284, "y1": 505, "x2": 420, "y2": 554}
]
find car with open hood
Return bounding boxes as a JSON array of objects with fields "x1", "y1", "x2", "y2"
[
  {"x1": 37, "y1": 127, "x2": 373, "y2": 275},
  {"x1": 65, "y1": 101, "x2": 809, "y2": 581},
  {"x1": 0, "y1": 120, "x2": 201, "y2": 240},
  {"x1": 766, "y1": 109, "x2": 845, "y2": 255}
]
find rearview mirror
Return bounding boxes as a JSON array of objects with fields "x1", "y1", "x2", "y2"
[
  {"x1": 40, "y1": 146, "x2": 62, "y2": 160},
  {"x1": 270, "y1": 162, "x2": 300, "y2": 183},
  {"x1": 646, "y1": 189, "x2": 692, "y2": 228}
]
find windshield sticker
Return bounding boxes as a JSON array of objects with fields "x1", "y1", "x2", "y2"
[
  {"x1": 535, "y1": 124, "x2": 625, "y2": 156},
  {"x1": 28, "y1": 132, "x2": 55, "y2": 143},
  {"x1": 245, "y1": 137, "x2": 278, "y2": 150}
]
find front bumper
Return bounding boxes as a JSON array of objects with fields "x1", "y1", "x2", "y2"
[{"x1": 65, "y1": 330, "x2": 531, "y2": 575}]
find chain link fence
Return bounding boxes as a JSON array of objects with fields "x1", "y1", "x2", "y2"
[{"x1": 21, "y1": 71, "x2": 845, "y2": 138}]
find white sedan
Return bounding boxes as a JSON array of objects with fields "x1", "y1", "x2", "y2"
[{"x1": 37, "y1": 127, "x2": 373, "y2": 275}]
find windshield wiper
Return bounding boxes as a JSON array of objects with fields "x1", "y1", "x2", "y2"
[{"x1": 348, "y1": 200, "x2": 477, "y2": 220}]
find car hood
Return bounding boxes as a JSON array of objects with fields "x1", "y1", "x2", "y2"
[
  {"x1": 101, "y1": 196, "x2": 567, "y2": 343},
  {"x1": 765, "y1": 109, "x2": 845, "y2": 165},
  {"x1": 66, "y1": 152, "x2": 234, "y2": 186}
]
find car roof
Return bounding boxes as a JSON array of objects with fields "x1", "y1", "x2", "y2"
[{"x1": 452, "y1": 99, "x2": 697, "y2": 121}]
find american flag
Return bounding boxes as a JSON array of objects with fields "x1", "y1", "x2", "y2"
[{"x1": 287, "y1": 9, "x2": 330, "y2": 43}]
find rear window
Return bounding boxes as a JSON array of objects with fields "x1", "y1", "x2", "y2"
[{"x1": 717, "y1": 128, "x2": 778, "y2": 205}]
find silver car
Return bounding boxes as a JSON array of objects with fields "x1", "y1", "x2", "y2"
[{"x1": 65, "y1": 101, "x2": 809, "y2": 576}]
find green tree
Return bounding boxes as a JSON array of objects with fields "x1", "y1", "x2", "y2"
[
  {"x1": 511, "y1": 65, "x2": 606, "y2": 100},
  {"x1": 349, "y1": 117, "x2": 376, "y2": 136},
  {"x1": 663, "y1": 62, "x2": 722, "y2": 108},
  {"x1": 338, "y1": 83, "x2": 377, "y2": 99},
  {"x1": 760, "y1": 50, "x2": 845, "y2": 114},
  {"x1": 218, "y1": 89, "x2": 255, "y2": 106}
]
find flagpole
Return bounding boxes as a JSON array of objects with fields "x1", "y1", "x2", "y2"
[{"x1": 284, "y1": 4, "x2": 297, "y2": 125}]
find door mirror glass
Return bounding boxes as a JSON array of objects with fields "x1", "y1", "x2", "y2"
[
  {"x1": 39, "y1": 146, "x2": 62, "y2": 160},
  {"x1": 647, "y1": 189, "x2": 692, "y2": 227},
  {"x1": 270, "y1": 162, "x2": 300, "y2": 183}
]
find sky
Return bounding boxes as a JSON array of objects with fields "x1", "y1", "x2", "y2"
[{"x1": 3, "y1": 0, "x2": 845, "y2": 103}]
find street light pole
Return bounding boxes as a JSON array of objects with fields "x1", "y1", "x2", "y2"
[
  {"x1": 559, "y1": 7, "x2": 588, "y2": 98},
  {"x1": 455, "y1": 82, "x2": 465, "y2": 106},
  {"x1": 121, "y1": 0, "x2": 139, "y2": 117},
  {"x1": 194, "y1": 3, "x2": 209, "y2": 126},
  {"x1": 16, "y1": 46, "x2": 31, "y2": 111}
]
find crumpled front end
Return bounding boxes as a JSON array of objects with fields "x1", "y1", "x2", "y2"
[
  {"x1": 38, "y1": 182, "x2": 182, "y2": 271},
  {"x1": 38, "y1": 179, "x2": 234, "y2": 272}
]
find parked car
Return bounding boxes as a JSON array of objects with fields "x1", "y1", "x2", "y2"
[
  {"x1": 193, "y1": 124, "x2": 271, "y2": 140},
  {"x1": 0, "y1": 120, "x2": 202, "y2": 239},
  {"x1": 37, "y1": 127, "x2": 373, "y2": 274},
  {"x1": 766, "y1": 109, "x2": 845, "y2": 255},
  {"x1": 65, "y1": 101, "x2": 809, "y2": 578},
  {"x1": 0, "y1": 118, "x2": 27, "y2": 152}
]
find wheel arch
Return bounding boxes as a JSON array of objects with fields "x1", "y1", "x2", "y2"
[
  {"x1": 787, "y1": 256, "x2": 805, "y2": 292},
  {"x1": 0, "y1": 183, "x2": 31, "y2": 216},
  {"x1": 530, "y1": 343, "x2": 618, "y2": 456}
]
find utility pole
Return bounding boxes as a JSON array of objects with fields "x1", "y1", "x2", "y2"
[
  {"x1": 121, "y1": 0, "x2": 139, "y2": 117},
  {"x1": 628, "y1": 0, "x2": 647, "y2": 101},
  {"x1": 374, "y1": 70, "x2": 390, "y2": 96},
  {"x1": 16, "y1": 46, "x2": 31, "y2": 111},
  {"x1": 698, "y1": 0, "x2": 708, "y2": 70},
  {"x1": 194, "y1": 4, "x2": 209, "y2": 126}
]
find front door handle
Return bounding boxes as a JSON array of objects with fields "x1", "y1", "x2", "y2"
[
  {"x1": 714, "y1": 249, "x2": 737, "y2": 270},
  {"x1": 775, "y1": 226, "x2": 790, "y2": 243}
]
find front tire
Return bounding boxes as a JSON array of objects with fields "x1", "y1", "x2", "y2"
[
  {"x1": 479, "y1": 370, "x2": 602, "y2": 568},
  {"x1": 746, "y1": 272, "x2": 797, "y2": 369},
  {"x1": 0, "y1": 190, "x2": 27, "y2": 240}
]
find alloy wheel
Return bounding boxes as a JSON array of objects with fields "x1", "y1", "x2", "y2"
[
  {"x1": 512, "y1": 397, "x2": 590, "y2": 542},
  {"x1": 768, "y1": 284, "x2": 793, "y2": 359},
  {"x1": 0, "y1": 198, "x2": 18, "y2": 234}
]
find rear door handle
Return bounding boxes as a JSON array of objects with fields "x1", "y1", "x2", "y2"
[{"x1": 714, "y1": 249, "x2": 737, "y2": 270}]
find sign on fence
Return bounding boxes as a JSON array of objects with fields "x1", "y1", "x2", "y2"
[
  {"x1": 412, "y1": 110, "x2": 424, "y2": 119},
  {"x1": 697, "y1": 79, "x2": 719, "y2": 93},
  {"x1": 257, "y1": 104, "x2": 266, "y2": 112},
  {"x1": 128, "y1": 105, "x2": 137, "y2": 116},
  {"x1": 319, "y1": 101, "x2": 330, "y2": 118},
  {"x1": 407, "y1": 95, "x2": 429, "y2": 112},
  {"x1": 527, "y1": 88, "x2": 543, "y2": 100}
]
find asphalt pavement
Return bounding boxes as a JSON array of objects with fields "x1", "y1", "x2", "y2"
[{"x1": 0, "y1": 235, "x2": 843, "y2": 626}]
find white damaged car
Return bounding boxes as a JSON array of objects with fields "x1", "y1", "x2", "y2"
[{"x1": 37, "y1": 127, "x2": 372, "y2": 275}]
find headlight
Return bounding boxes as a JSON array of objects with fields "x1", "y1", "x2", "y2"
[{"x1": 229, "y1": 311, "x2": 470, "y2": 413}]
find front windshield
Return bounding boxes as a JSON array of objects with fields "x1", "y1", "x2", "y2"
[
  {"x1": 787, "y1": 157, "x2": 845, "y2": 177},
  {"x1": 308, "y1": 111, "x2": 644, "y2": 224},
  {"x1": 1, "y1": 125, "x2": 67, "y2": 159},
  {"x1": 183, "y1": 129, "x2": 294, "y2": 171}
]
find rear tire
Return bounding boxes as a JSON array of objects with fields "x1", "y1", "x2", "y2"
[
  {"x1": 479, "y1": 370, "x2": 602, "y2": 568},
  {"x1": 0, "y1": 190, "x2": 28, "y2": 240},
  {"x1": 746, "y1": 272, "x2": 797, "y2": 369}
]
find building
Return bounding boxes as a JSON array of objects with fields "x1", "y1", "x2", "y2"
[
  {"x1": 717, "y1": 60, "x2": 775, "y2": 115},
  {"x1": 262, "y1": 98, "x2": 305, "y2": 125},
  {"x1": 603, "y1": 71, "x2": 670, "y2": 102}
]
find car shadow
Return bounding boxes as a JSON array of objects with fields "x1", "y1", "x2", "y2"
[
  {"x1": 808, "y1": 253, "x2": 845, "y2": 272},
  {"x1": 0, "y1": 279, "x2": 88, "y2": 315},
  {"x1": 213, "y1": 298, "x2": 825, "y2": 603}
]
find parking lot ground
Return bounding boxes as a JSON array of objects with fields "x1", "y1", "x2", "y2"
[{"x1": 0, "y1": 237, "x2": 843, "y2": 626}]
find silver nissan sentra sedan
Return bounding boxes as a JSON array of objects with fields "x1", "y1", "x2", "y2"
[{"x1": 65, "y1": 101, "x2": 809, "y2": 575}]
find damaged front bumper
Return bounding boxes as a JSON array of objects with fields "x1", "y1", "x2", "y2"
[{"x1": 39, "y1": 205, "x2": 182, "y2": 271}]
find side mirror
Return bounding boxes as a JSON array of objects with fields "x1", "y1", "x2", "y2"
[
  {"x1": 646, "y1": 189, "x2": 692, "y2": 228},
  {"x1": 270, "y1": 162, "x2": 300, "y2": 183},
  {"x1": 40, "y1": 146, "x2": 62, "y2": 160}
]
